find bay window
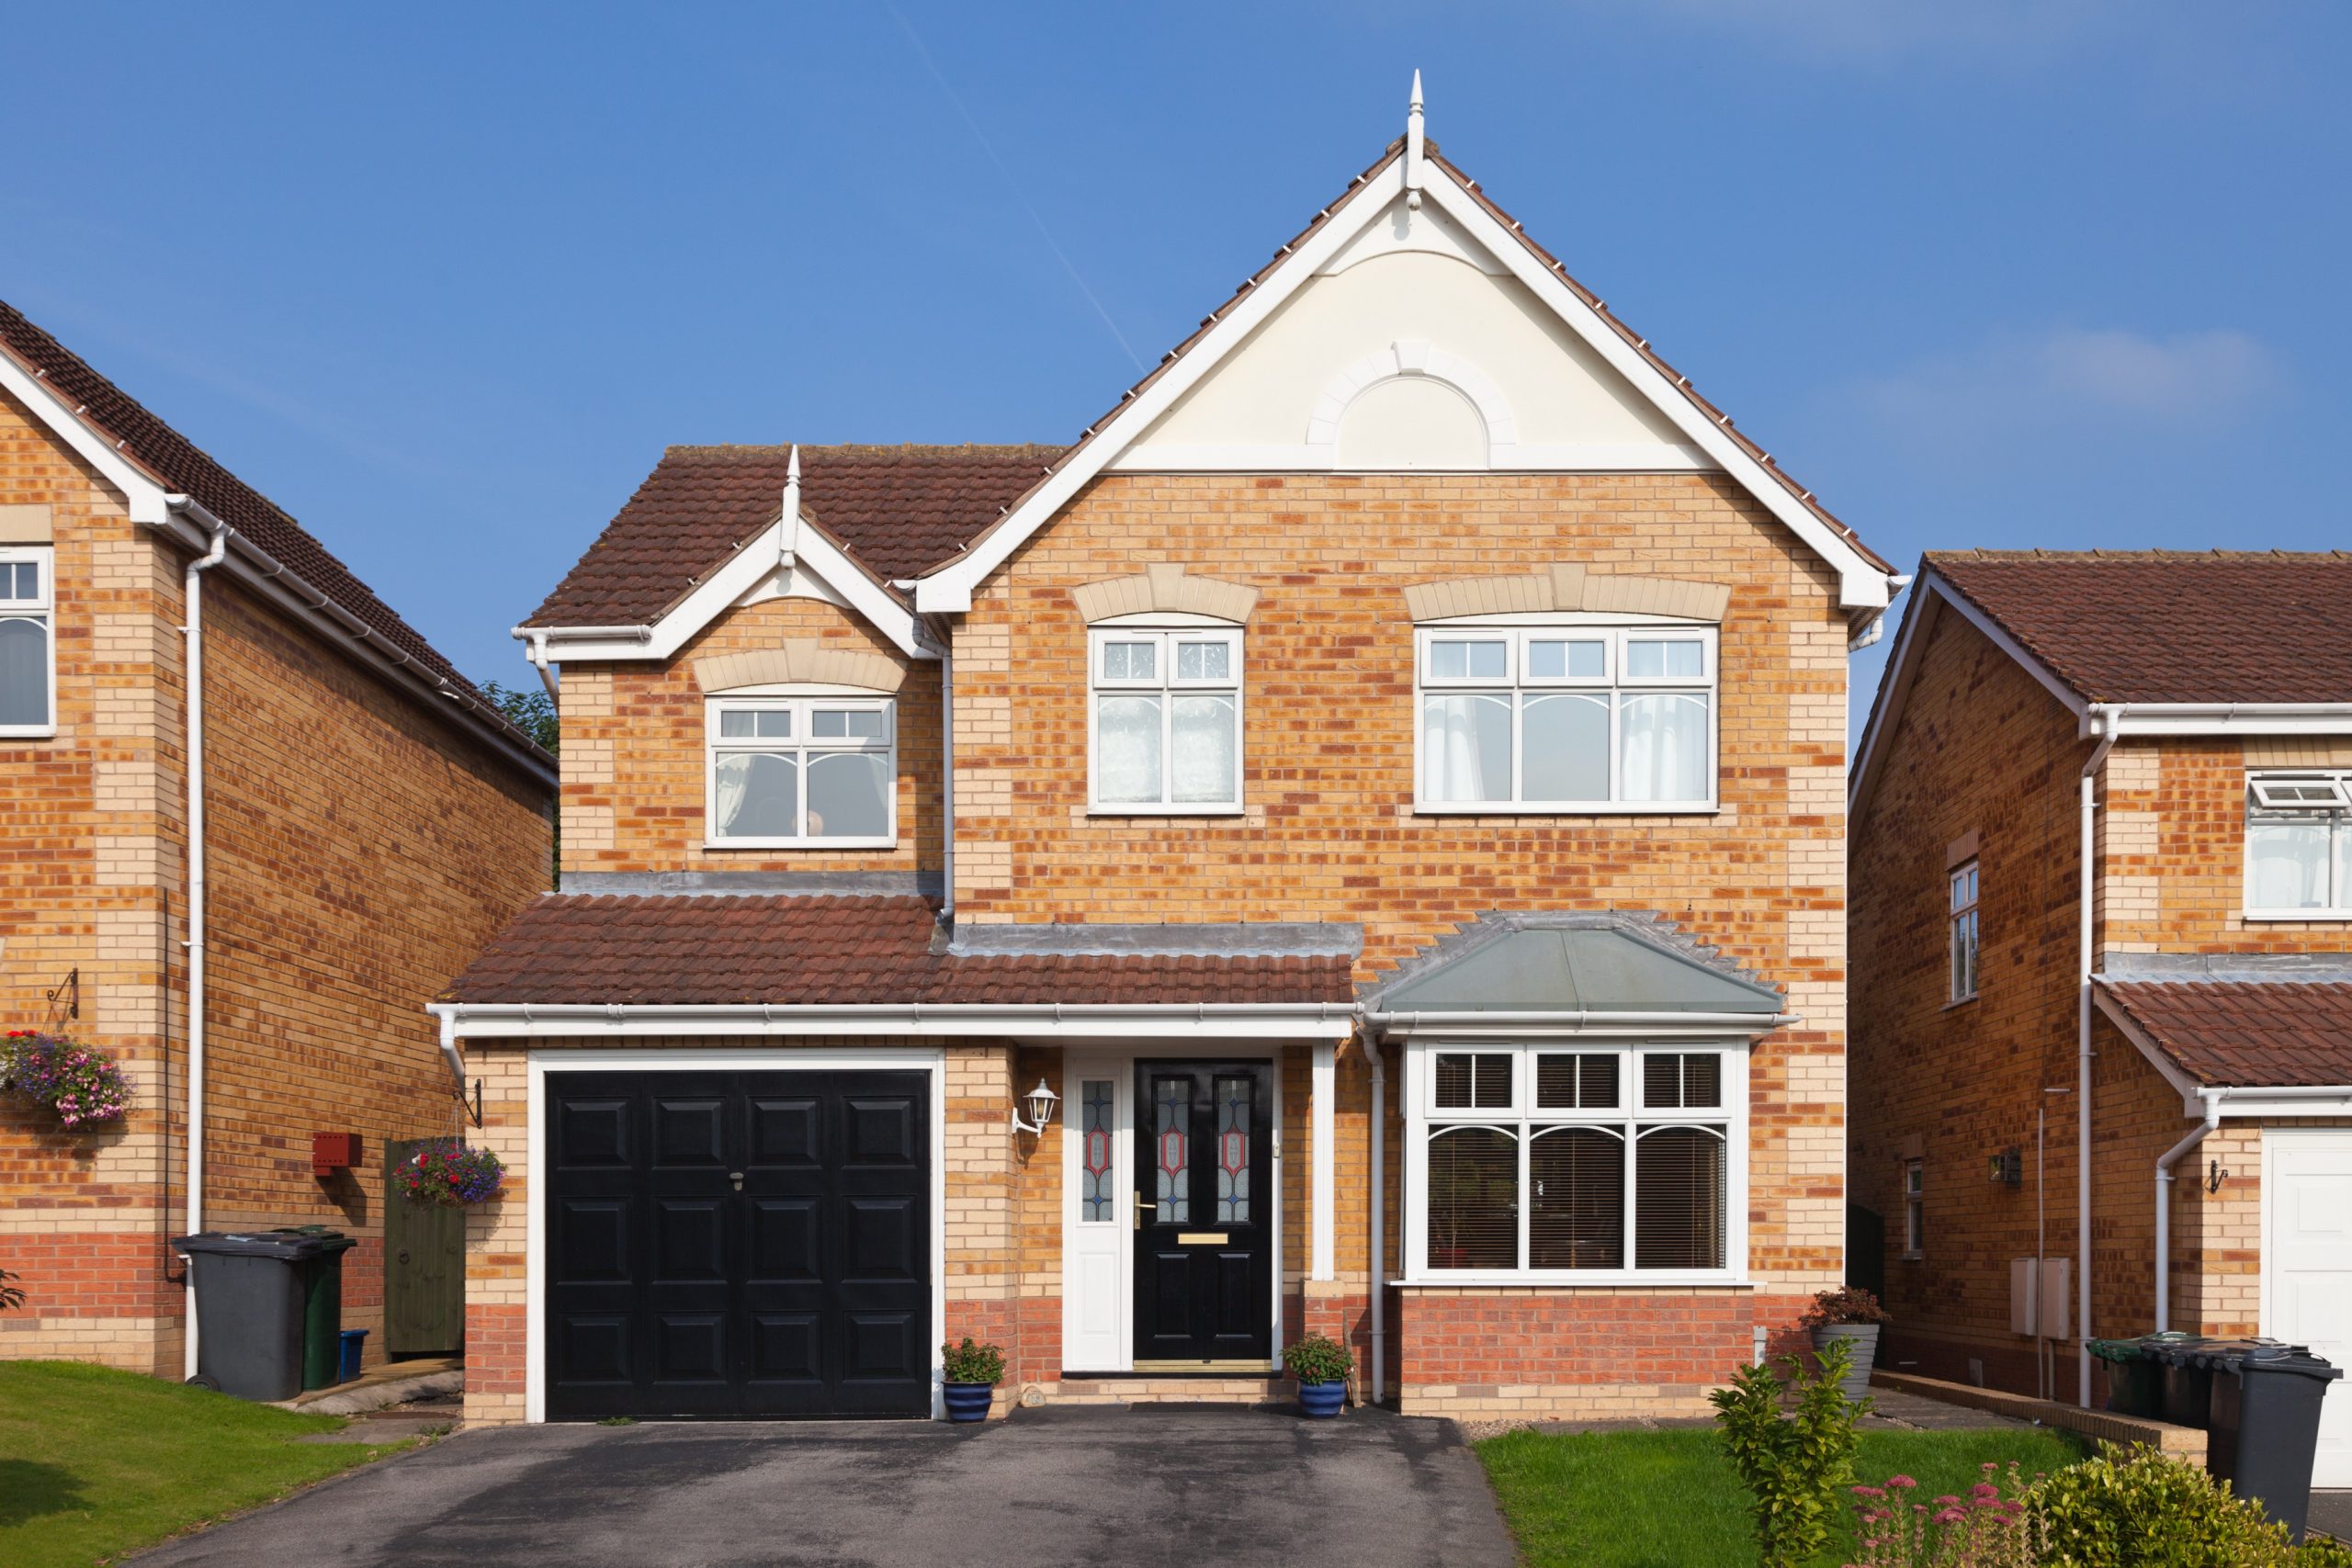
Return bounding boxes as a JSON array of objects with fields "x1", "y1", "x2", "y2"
[
  {"x1": 0, "y1": 546, "x2": 53, "y2": 736},
  {"x1": 1409, "y1": 1041, "x2": 1744, "y2": 1281},
  {"x1": 1088, "y1": 625, "x2": 1243, "y2": 812},
  {"x1": 2245, "y1": 773, "x2": 2352, "y2": 917},
  {"x1": 1415, "y1": 624, "x2": 1716, "y2": 811},
  {"x1": 706, "y1": 694, "x2": 895, "y2": 848}
]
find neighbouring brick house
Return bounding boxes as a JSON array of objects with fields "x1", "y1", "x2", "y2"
[
  {"x1": 0, "y1": 300, "x2": 556, "y2": 1379},
  {"x1": 1849, "y1": 549, "x2": 2352, "y2": 1483},
  {"x1": 439, "y1": 91, "x2": 1901, "y2": 1426}
]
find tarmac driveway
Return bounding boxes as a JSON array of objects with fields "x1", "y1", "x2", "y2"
[{"x1": 132, "y1": 1404, "x2": 1520, "y2": 1568}]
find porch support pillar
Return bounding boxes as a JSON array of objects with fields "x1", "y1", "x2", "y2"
[{"x1": 1311, "y1": 1042, "x2": 1336, "y2": 1280}]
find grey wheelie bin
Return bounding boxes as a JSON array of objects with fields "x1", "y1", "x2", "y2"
[
  {"x1": 2142, "y1": 1334, "x2": 2218, "y2": 1427},
  {"x1": 2198, "y1": 1339, "x2": 2342, "y2": 1540},
  {"x1": 170, "y1": 1230, "x2": 347, "y2": 1402}
]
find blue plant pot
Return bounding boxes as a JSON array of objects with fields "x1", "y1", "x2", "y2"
[
  {"x1": 1298, "y1": 1379, "x2": 1347, "y2": 1419},
  {"x1": 943, "y1": 1382, "x2": 996, "y2": 1423}
]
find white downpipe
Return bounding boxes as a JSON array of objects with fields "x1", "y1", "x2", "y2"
[
  {"x1": 177, "y1": 520, "x2": 230, "y2": 1381},
  {"x1": 2076, "y1": 703, "x2": 2122, "y2": 1406},
  {"x1": 525, "y1": 629, "x2": 558, "y2": 702},
  {"x1": 939, "y1": 648, "x2": 954, "y2": 921},
  {"x1": 1368, "y1": 1034, "x2": 1387, "y2": 1405},
  {"x1": 2155, "y1": 1093, "x2": 2222, "y2": 1333}
]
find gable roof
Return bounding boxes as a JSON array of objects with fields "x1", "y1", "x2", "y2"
[
  {"x1": 528, "y1": 443, "x2": 1062, "y2": 628},
  {"x1": 912, "y1": 132, "x2": 1894, "y2": 615},
  {"x1": 0, "y1": 298, "x2": 551, "y2": 769}
]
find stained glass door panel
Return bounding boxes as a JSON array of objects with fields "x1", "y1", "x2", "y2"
[{"x1": 1132, "y1": 1061, "x2": 1272, "y2": 1365}]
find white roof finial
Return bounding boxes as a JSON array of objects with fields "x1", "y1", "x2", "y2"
[
  {"x1": 780, "y1": 444, "x2": 802, "y2": 569},
  {"x1": 1406, "y1": 70, "x2": 1426, "y2": 210}
]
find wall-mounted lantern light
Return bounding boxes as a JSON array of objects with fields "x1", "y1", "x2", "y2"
[{"x1": 1011, "y1": 1079, "x2": 1059, "y2": 1137}]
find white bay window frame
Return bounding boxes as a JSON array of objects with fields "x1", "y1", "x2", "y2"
[
  {"x1": 1413, "y1": 621, "x2": 1718, "y2": 814},
  {"x1": 704, "y1": 688, "x2": 896, "y2": 850},
  {"x1": 2245, "y1": 770, "x2": 2352, "y2": 919},
  {"x1": 1086, "y1": 621, "x2": 1245, "y2": 814},
  {"x1": 1401, "y1": 1038, "x2": 1748, "y2": 1287},
  {"x1": 0, "y1": 544, "x2": 56, "y2": 739}
]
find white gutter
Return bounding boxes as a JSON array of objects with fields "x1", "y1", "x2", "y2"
[
  {"x1": 1367, "y1": 1033, "x2": 1387, "y2": 1405},
  {"x1": 2154, "y1": 1091, "x2": 2222, "y2": 1333},
  {"x1": 2076, "y1": 701, "x2": 2123, "y2": 1405},
  {"x1": 431, "y1": 999, "x2": 1360, "y2": 1042},
  {"x1": 176, "y1": 514, "x2": 229, "y2": 1382},
  {"x1": 516, "y1": 623, "x2": 654, "y2": 644},
  {"x1": 1363, "y1": 1009, "x2": 1798, "y2": 1037}
]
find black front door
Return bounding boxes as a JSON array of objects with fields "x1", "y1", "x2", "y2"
[
  {"x1": 546, "y1": 1069, "x2": 930, "y2": 1419},
  {"x1": 1133, "y1": 1061, "x2": 1272, "y2": 1366}
]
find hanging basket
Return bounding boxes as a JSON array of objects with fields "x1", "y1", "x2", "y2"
[
  {"x1": 2, "y1": 1030, "x2": 132, "y2": 1128},
  {"x1": 395, "y1": 1138, "x2": 506, "y2": 1206}
]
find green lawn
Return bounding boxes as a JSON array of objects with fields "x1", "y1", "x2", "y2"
[
  {"x1": 1476, "y1": 1424, "x2": 2088, "y2": 1568},
  {"x1": 0, "y1": 1359, "x2": 424, "y2": 1568}
]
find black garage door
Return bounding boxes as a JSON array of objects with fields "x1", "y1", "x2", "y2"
[{"x1": 547, "y1": 1069, "x2": 931, "y2": 1419}]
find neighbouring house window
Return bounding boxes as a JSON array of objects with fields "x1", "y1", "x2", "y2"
[
  {"x1": 1089, "y1": 625, "x2": 1242, "y2": 811},
  {"x1": 0, "y1": 546, "x2": 53, "y2": 735},
  {"x1": 1079, "y1": 1080, "x2": 1114, "y2": 1224},
  {"x1": 1904, "y1": 1160, "x2": 1925, "y2": 1256},
  {"x1": 1415, "y1": 625, "x2": 1716, "y2": 811},
  {"x1": 1411, "y1": 1042, "x2": 1743, "y2": 1280},
  {"x1": 706, "y1": 694, "x2": 895, "y2": 847},
  {"x1": 2245, "y1": 773, "x2": 2352, "y2": 916},
  {"x1": 1949, "y1": 860, "x2": 1980, "y2": 1002}
]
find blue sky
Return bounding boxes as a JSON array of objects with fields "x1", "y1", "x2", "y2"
[{"x1": 4, "y1": 3, "x2": 2344, "y2": 726}]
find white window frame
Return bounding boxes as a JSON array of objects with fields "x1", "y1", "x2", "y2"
[
  {"x1": 2244, "y1": 770, "x2": 2352, "y2": 920},
  {"x1": 1949, "y1": 860, "x2": 1980, "y2": 1002},
  {"x1": 0, "y1": 544, "x2": 56, "y2": 739},
  {"x1": 1412, "y1": 622, "x2": 1718, "y2": 815},
  {"x1": 1401, "y1": 1039, "x2": 1748, "y2": 1287},
  {"x1": 1085, "y1": 621, "x2": 1245, "y2": 815},
  {"x1": 1903, "y1": 1159, "x2": 1925, "y2": 1258},
  {"x1": 703, "y1": 688, "x2": 897, "y2": 849}
]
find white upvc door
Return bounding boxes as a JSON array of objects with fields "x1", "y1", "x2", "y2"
[
  {"x1": 2263, "y1": 1128, "x2": 2352, "y2": 1487},
  {"x1": 1061, "y1": 1060, "x2": 1134, "y2": 1372}
]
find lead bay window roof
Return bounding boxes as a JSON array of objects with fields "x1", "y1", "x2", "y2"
[{"x1": 1366, "y1": 912, "x2": 1785, "y2": 1021}]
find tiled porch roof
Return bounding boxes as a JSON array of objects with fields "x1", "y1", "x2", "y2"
[
  {"x1": 439, "y1": 895, "x2": 1356, "y2": 1008},
  {"x1": 2098, "y1": 978, "x2": 2352, "y2": 1089}
]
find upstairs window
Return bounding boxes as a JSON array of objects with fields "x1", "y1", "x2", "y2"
[
  {"x1": 1415, "y1": 626, "x2": 1716, "y2": 812},
  {"x1": 0, "y1": 546, "x2": 52, "y2": 736},
  {"x1": 706, "y1": 694, "x2": 895, "y2": 848},
  {"x1": 1089, "y1": 626, "x2": 1242, "y2": 812},
  {"x1": 2246, "y1": 773, "x2": 2352, "y2": 916},
  {"x1": 1949, "y1": 861, "x2": 1980, "y2": 1002}
]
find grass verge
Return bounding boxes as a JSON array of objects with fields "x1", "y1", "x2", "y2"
[
  {"x1": 1476, "y1": 1423, "x2": 2087, "y2": 1568},
  {"x1": 0, "y1": 1359, "x2": 422, "y2": 1567}
]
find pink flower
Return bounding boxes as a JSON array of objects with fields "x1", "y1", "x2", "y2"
[{"x1": 1887, "y1": 1475, "x2": 1917, "y2": 1490}]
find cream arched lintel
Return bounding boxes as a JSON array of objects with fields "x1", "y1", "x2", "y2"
[
  {"x1": 1403, "y1": 564, "x2": 1732, "y2": 624},
  {"x1": 1070, "y1": 562, "x2": 1261, "y2": 625},
  {"x1": 695, "y1": 639, "x2": 907, "y2": 694},
  {"x1": 1305, "y1": 340, "x2": 1520, "y2": 457}
]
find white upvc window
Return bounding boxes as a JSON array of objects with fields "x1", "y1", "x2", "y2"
[
  {"x1": 1087, "y1": 625, "x2": 1243, "y2": 813},
  {"x1": 1414, "y1": 625, "x2": 1717, "y2": 813},
  {"x1": 2245, "y1": 772, "x2": 2352, "y2": 919},
  {"x1": 705, "y1": 693, "x2": 896, "y2": 848},
  {"x1": 1949, "y1": 860, "x2": 1980, "y2": 1002},
  {"x1": 0, "y1": 545, "x2": 55, "y2": 738},
  {"x1": 1403, "y1": 1040, "x2": 1747, "y2": 1285}
]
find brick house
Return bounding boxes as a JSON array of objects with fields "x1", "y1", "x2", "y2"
[
  {"x1": 439, "y1": 90, "x2": 1900, "y2": 1425},
  {"x1": 1849, "y1": 549, "x2": 2352, "y2": 1482},
  {"x1": 0, "y1": 300, "x2": 556, "y2": 1379}
]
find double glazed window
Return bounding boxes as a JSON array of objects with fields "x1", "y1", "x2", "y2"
[
  {"x1": 1089, "y1": 626, "x2": 1242, "y2": 811},
  {"x1": 706, "y1": 695, "x2": 895, "y2": 847},
  {"x1": 1416, "y1": 626, "x2": 1716, "y2": 811},
  {"x1": 0, "y1": 547, "x2": 52, "y2": 735},
  {"x1": 1949, "y1": 861, "x2": 1980, "y2": 1002},
  {"x1": 2245, "y1": 773, "x2": 2352, "y2": 916},
  {"x1": 1412, "y1": 1043, "x2": 1740, "y2": 1280}
]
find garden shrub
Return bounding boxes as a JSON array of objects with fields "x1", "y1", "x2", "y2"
[
  {"x1": 1711, "y1": 1334, "x2": 1867, "y2": 1568},
  {"x1": 2027, "y1": 1444, "x2": 2352, "y2": 1567}
]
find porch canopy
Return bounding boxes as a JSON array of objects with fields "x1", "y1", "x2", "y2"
[{"x1": 1362, "y1": 911, "x2": 1787, "y2": 1035}]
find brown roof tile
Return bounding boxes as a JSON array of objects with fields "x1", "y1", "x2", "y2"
[
  {"x1": 2100, "y1": 979, "x2": 2352, "y2": 1088},
  {"x1": 527, "y1": 444, "x2": 1063, "y2": 627},
  {"x1": 1930, "y1": 550, "x2": 2352, "y2": 705},
  {"x1": 439, "y1": 895, "x2": 1356, "y2": 1008},
  {"x1": 0, "y1": 299, "x2": 540, "y2": 754}
]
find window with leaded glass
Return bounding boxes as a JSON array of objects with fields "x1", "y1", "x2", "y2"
[
  {"x1": 1152, "y1": 1076, "x2": 1191, "y2": 1224},
  {"x1": 1215, "y1": 1076, "x2": 1251, "y2": 1224},
  {"x1": 1079, "y1": 1079, "x2": 1114, "y2": 1224}
]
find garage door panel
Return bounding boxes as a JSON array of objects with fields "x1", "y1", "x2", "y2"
[
  {"x1": 548, "y1": 1068, "x2": 930, "y2": 1420},
  {"x1": 2269, "y1": 1134, "x2": 2352, "y2": 1488}
]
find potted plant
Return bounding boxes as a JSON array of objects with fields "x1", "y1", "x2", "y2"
[
  {"x1": 1802, "y1": 1285, "x2": 1892, "y2": 1401},
  {"x1": 1283, "y1": 1333, "x2": 1352, "y2": 1418},
  {"x1": 393, "y1": 1138, "x2": 506, "y2": 1207},
  {"x1": 1, "y1": 1030, "x2": 132, "y2": 1129},
  {"x1": 940, "y1": 1337, "x2": 1005, "y2": 1422}
]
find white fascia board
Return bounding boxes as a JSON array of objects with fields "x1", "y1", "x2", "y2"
[
  {"x1": 916, "y1": 161, "x2": 1415, "y2": 614},
  {"x1": 1103, "y1": 442, "x2": 1714, "y2": 474},
  {"x1": 531, "y1": 515, "x2": 934, "y2": 662},
  {"x1": 2213, "y1": 1090, "x2": 2352, "y2": 1118},
  {"x1": 0, "y1": 351, "x2": 173, "y2": 524},
  {"x1": 2102, "y1": 705, "x2": 2352, "y2": 739},
  {"x1": 432, "y1": 1001, "x2": 1357, "y2": 1042},
  {"x1": 1414, "y1": 175, "x2": 1891, "y2": 612}
]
